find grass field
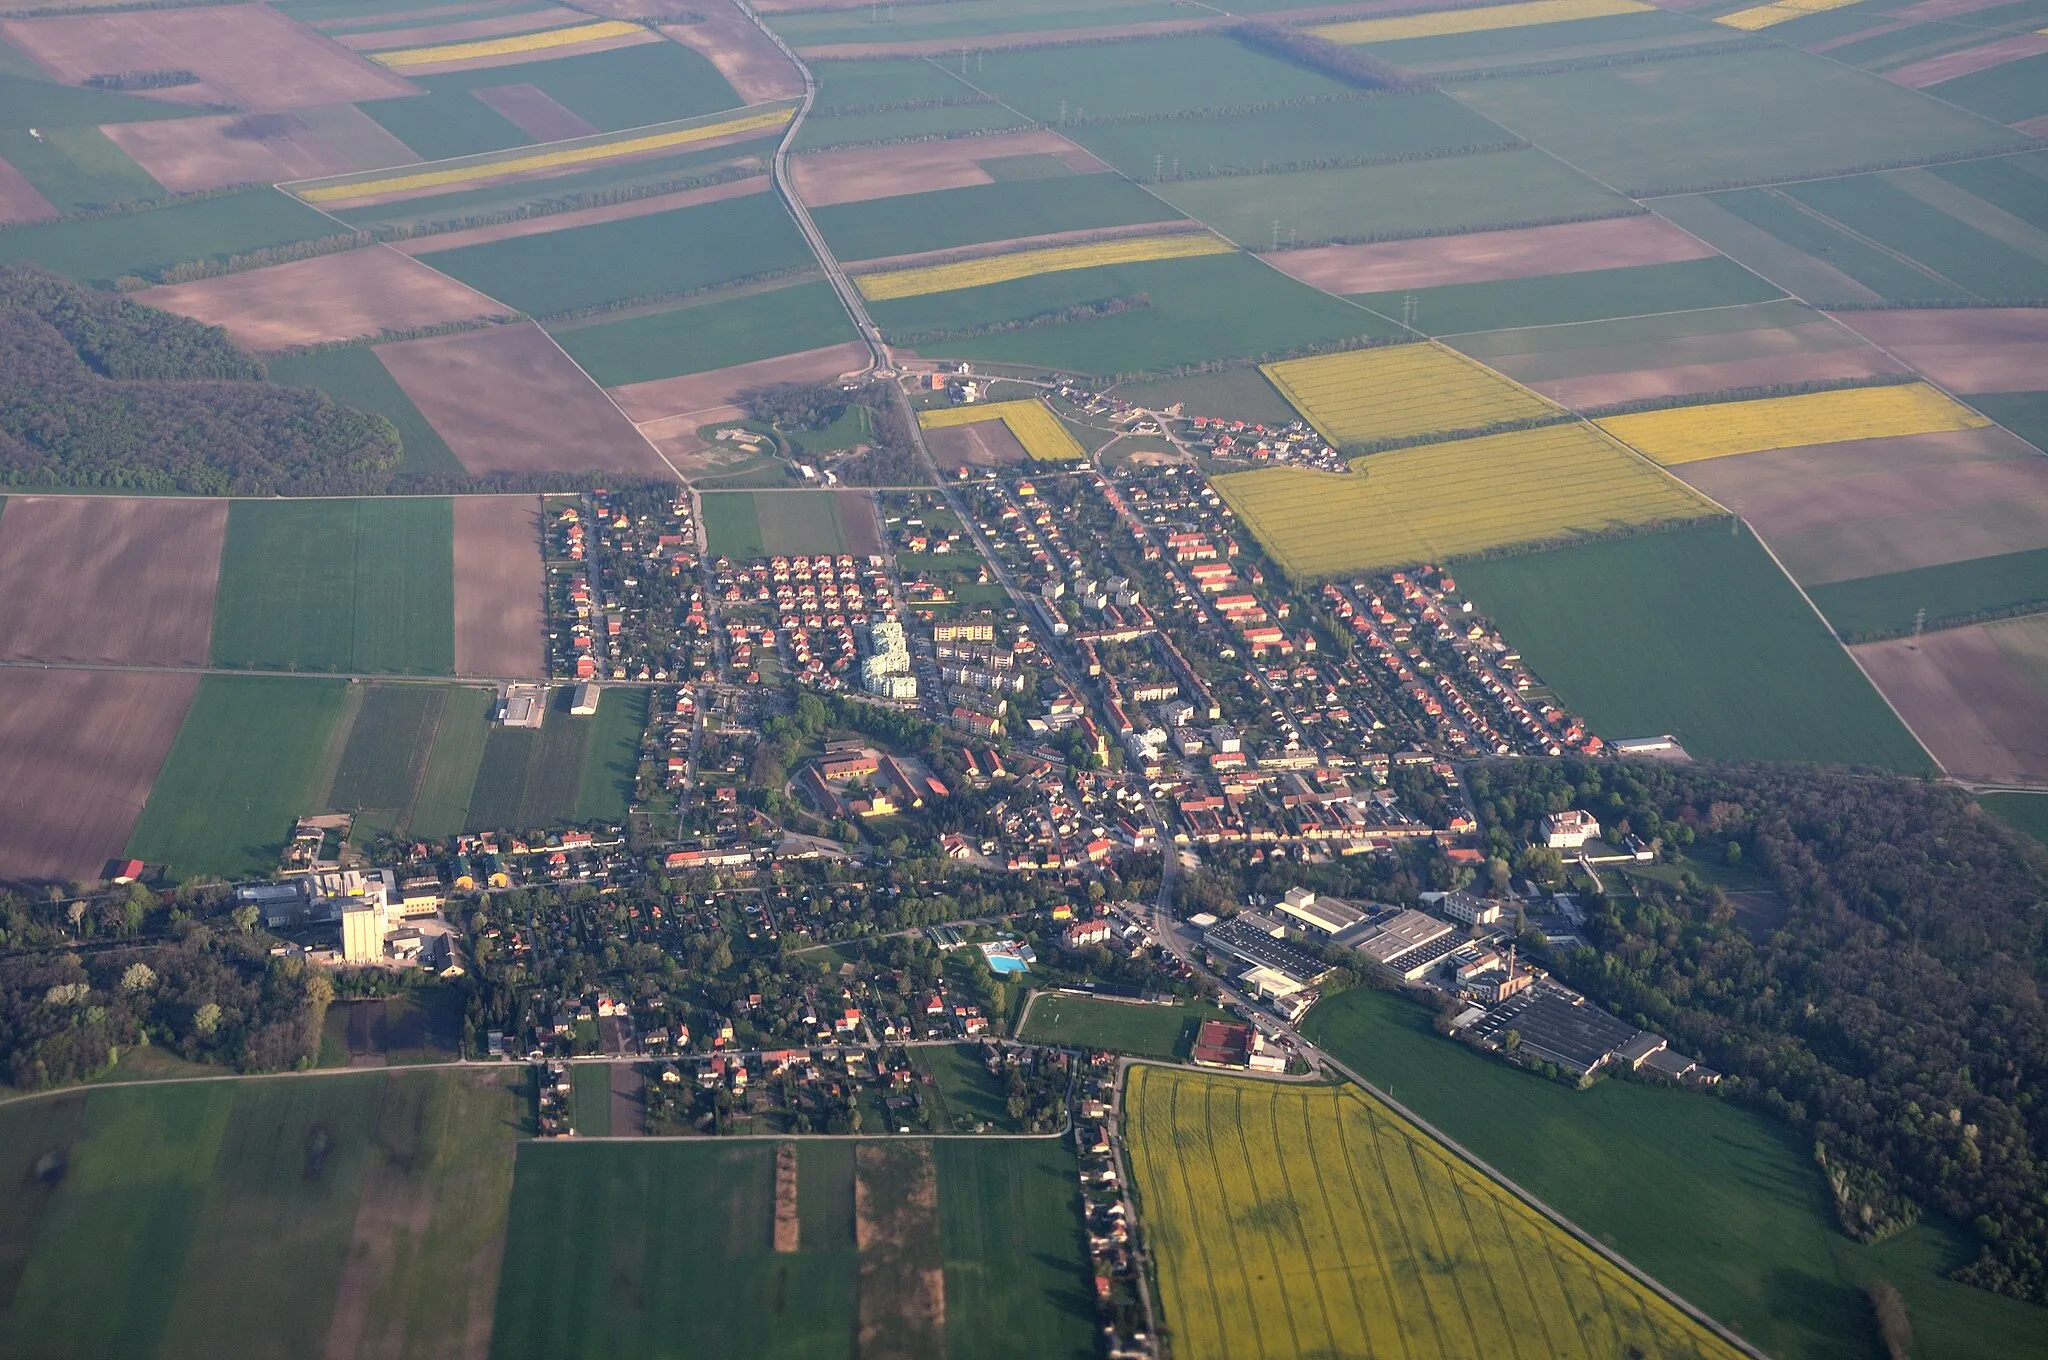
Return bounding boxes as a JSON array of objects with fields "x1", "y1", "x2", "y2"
[
  {"x1": 1702, "y1": 186, "x2": 1970, "y2": 304},
  {"x1": 408, "y1": 683, "x2": 495, "y2": 838},
  {"x1": 1597, "y1": 382, "x2": 1990, "y2": 464},
  {"x1": 1357, "y1": 257, "x2": 1783, "y2": 335},
  {"x1": 1124, "y1": 1065, "x2": 1744, "y2": 1360},
  {"x1": 972, "y1": 33, "x2": 1356, "y2": 122},
  {"x1": 319, "y1": 986, "x2": 464, "y2": 1066},
  {"x1": 325, "y1": 681, "x2": 443, "y2": 826},
  {"x1": 931, "y1": 1139, "x2": 1096, "y2": 1359},
  {"x1": 550, "y1": 280, "x2": 853, "y2": 387},
  {"x1": 210, "y1": 498, "x2": 456, "y2": 674},
  {"x1": 791, "y1": 101, "x2": 1030, "y2": 151},
  {"x1": 701, "y1": 489, "x2": 857, "y2": 558},
  {"x1": 571, "y1": 1063, "x2": 613, "y2": 1137},
  {"x1": 1808, "y1": 547, "x2": 2048, "y2": 639},
  {"x1": 465, "y1": 687, "x2": 595, "y2": 831},
  {"x1": 1016, "y1": 994, "x2": 1227, "y2": 1058},
  {"x1": 1453, "y1": 521, "x2": 1936, "y2": 768},
  {"x1": 126, "y1": 675, "x2": 348, "y2": 879},
  {"x1": 266, "y1": 346, "x2": 470, "y2": 480},
  {"x1": 919, "y1": 399, "x2": 1086, "y2": 460},
  {"x1": 0, "y1": 188, "x2": 340, "y2": 285},
  {"x1": 906, "y1": 1043, "x2": 1015, "y2": 1131},
  {"x1": 1968, "y1": 390, "x2": 2048, "y2": 454},
  {"x1": 421, "y1": 192, "x2": 812, "y2": 316},
  {"x1": 1302, "y1": 986, "x2": 2048, "y2": 1360},
  {"x1": 855, "y1": 229, "x2": 1230, "y2": 300},
  {"x1": 1263, "y1": 343, "x2": 1559, "y2": 445},
  {"x1": 0, "y1": 124, "x2": 161, "y2": 214},
  {"x1": 1982, "y1": 791, "x2": 2048, "y2": 849},
  {"x1": 1217, "y1": 423, "x2": 1714, "y2": 578},
  {"x1": 1105, "y1": 367, "x2": 1299, "y2": 425},
  {"x1": 574, "y1": 685, "x2": 647, "y2": 823},
  {"x1": 1156, "y1": 149, "x2": 1630, "y2": 247},
  {"x1": 1928, "y1": 51, "x2": 2048, "y2": 125},
  {"x1": 1776, "y1": 171, "x2": 2048, "y2": 303},
  {"x1": 816, "y1": 174, "x2": 1177, "y2": 261}
]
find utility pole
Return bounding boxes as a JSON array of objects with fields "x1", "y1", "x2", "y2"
[
  {"x1": 1402, "y1": 294, "x2": 1418, "y2": 332},
  {"x1": 1911, "y1": 606, "x2": 1926, "y2": 648}
]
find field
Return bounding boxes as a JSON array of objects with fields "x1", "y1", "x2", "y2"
[
  {"x1": 1313, "y1": 0, "x2": 1653, "y2": 44},
  {"x1": 1301, "y1": 985, "x2": 2048, "y2": 1360},
  {"x1": 1852, "y1": 614, "x2": 2048, "y2": 783},
  {"x1": 1814, "y1": 548, "x2": 2048, "y2": 639},
  {"x1": 0, "y1": 495, "x2": 225, "y2": 667},
  {"x1": 1105, "y1": 367, "x2": 1298, "y2": 425},
  {"x1": 970, "y1": 33, "x2": 1355, "y2": 122},
  {"x1": 551, "y1": 280, "x2": 854, "y2": 387},
  {"x1": 0, "y1": 669, "x2": 199, "y2": 884},
  {"x1": 1262, "y1": 213, "x2": 1719, "y2": 295},
  {"x1": 125, "y1": 674, "x2": 350, "y2": 879},
  {"x1": 409, "y1": 683, "x2": 496, "y2": 839},
  {"x1": 608, "y1": 340, "x2": 870, "y2": 426},
  {"x1": 815, "y1": 174, "x2": 1172, "y2": 261},
  {"x1": 267, "y1": 345, "x2": 470, "y2": 480},
  {"x1": 464, "y1": 687, "x2": 597, "y2": 831},
  {"x1": 320, "y1": 986, "x2": 464, "y2": 1067},
  {"x1": 574, "y1": 685, "x2": 648, "y2": 823},
  {"x1": 0, "y1": 1070, "x2": 521, "y2": 1360},
  {"x1": 1123, "y1": 1065, "x2": 1744, "y2": 1360},
  {"x1": 324, "y1": 682, "x2": 446, "y2": 833},
  {"x1": 209, "y1": 498, "x2": 456, "y2": 675},
  {"x1": 1984, "y1": 792, "x2": 2048, "y2": 849},
  {"x1": 1597, "y1": 382, "x2": 1991, "y2": 464},
  {"x1": 787, "y1": 129, "x2": 1103, "y2": 207},
  {"x1": 370, "y1": 18, "x2": 649, "y2": 68},
  {"x1": 1453, "y1": 521, "x2": 1935, "y2": 769},
  {"x1": 453, "y1": 495, "x2": 547, "y2": 678},
  {"x1": 854, "y1": 229, "x2": 1231, "y2": 301},
  {"x1": 0, "y1": 187, "x2": 341, "y2": 286},
  {"x1": 1015, "y1": 994, "x2": 1227, "y2": 1058},
  {"x1": 1352, "y1": 257, "x2": 1783, "y2": 335},
  {"x1": 701, "y1": 488, "x2": 869, "y2": 558},
  {"x1": 0, "y1": 122, "x2": 159, "y2": 214},
  {"x1": 100, "y1": 105, "x2": 420, "y2": 196},
  {"x1": 1825, "y1": 308, "x2": 2048, "y2": 396},
  {"x1": 1768, "y1": 171, "x2": 2048, "y2": 304},
  {"x1": 791, "y1": 100, "x2": 1031, "y2": 152},
  {"x1": 919, "y1": 399, "x2": 1085, "y2": 461},
  {"x1": 1262, "y1": 343, "x2": 1560, "y2": 446}
]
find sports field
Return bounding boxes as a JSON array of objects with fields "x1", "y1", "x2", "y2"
[
  {"x1": 1263, "y1": 343, "x2": 1559, "y2": 446},
  {"x1": 1598, "y1": 383, "x2": 1990, "y2": 464},
  {"x1": 1215, "y1": 423, "x2": 1715, "y2": 579},
  {"x1": 1124, "y1": 1065, "x2": 1744, "y2": 1360},
  {"x1": 1016, "y1": 994, "x2": 1227, "y2": 1058},
  {"x1": 919, "y1": 400, "x2": 1085, "y2": 461}
]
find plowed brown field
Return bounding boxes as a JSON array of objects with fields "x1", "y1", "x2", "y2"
[
  {"x1": 0, "y1": 496, "x2": 226, "y2": 666},
  {"x1": 790, "y1": 129, "x2": 1104, "y2": 207},
  {"x1": 0, "y1": 155, "x2": 56, "y2": 225},
  {"x1": 609, "y1": 339, "x2": 869, "y2": 423},
  {"x1": 1826, "y1": 308, "x2": 2048, "y2": 395},
  {"x1": 453, "y1": 496, "x2": 546, "y2": 678},
  {"x1": 1856, "y1": 620, "x2": 2048, "y2": 783},
  {"x1": 1262, "y1": 215, "x2": 1717, "y2": 294},
  {"x1": 104, "y1": 108, "x2": 419, "y2": 194}
]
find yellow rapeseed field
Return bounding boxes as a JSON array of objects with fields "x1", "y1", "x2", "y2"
[
  {"x1": 1716, "y1": 0, "x2": 1863, "y2": 30},
  {"x1": 373, "y1": 19, "x2": 644, "y2": 68},
  {"x1": 1312, "y1": 0, "x2": 1650, "y2": 44},
  {"x1": 1214, "y1": 422, "x2": 1716, "y2": 578},
  {"x1": 1262, "y1": 342, "x2": 1559, "y2": 447},
  {"x1": 1596, "y1": 382, "x2": 1991, "y2": 465},
  {"x1": 1125, "y1": 1066, "x2": 1744, "y2": 1360},
  {"x1": 854, "y1": 232, "x2": 1234, "y2": 301},
  {"x1": 295, "y1": 107, "x2": 793, "y2": 204},
  {"x1": 919, "y1": 399, "x2": 1085, "y2": 461}
]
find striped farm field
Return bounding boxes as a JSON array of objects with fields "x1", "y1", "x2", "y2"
[
  {"x1": 1125, "y1": 1067, "x2": 1743, "y2": 1360},
  {"x1": 1312, "y1": 0, "x2": 1651, "y2": 44},
  {"x1": 373, "y1": 19, "x2": 644, "y2": 67},
  {"x1": 1716, "y1": 0, "x2": 1860, "y2": 29},
  {"x1": 295, "y1": 106, "x2": 793, "y2": 205},
  {"x1": 1263, "y1": 343, "x2": 1559, "y2": 447},
  {"x1": 1597, "y1": 382, "x2": 1990, "y2": 466},
  {"x1": 1215, "y1": 422, "x2": 1715, "y2": 578},
  {"x1": 918, "y1": 400, "x2": 1085, "y2": 461},
  {"x1": 854, "y1": 232, "x2": 1234, "y2": 301}
]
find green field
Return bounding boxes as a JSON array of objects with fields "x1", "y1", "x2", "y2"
[
  {"x1": 771, "y1": 0, "x2": 1191, "y2": 46},
  {"x1": 1302, "y1": 987, "x2": 2048, "y2": 1360},
  {"x1": 1357, "y1": 256, "x2": 1784, "y2": 335},
  {"x1": 791, "y1": 101, "x2": 1030, "y2": 151},
  {"x1": 0, "y1": 188, "x2": 340, "y2": 285},
  {"x1": 1016, "y1": 993, "x2": 1226, "y2": 1058},
  {"x1": 1969, "y1": 389, "x2": 2048, "y2": 454},
  {"x1": 0, "y1": 69, "x2": 199, "y2": 133},
  {"x1": 1449, "y1": 47, "x2": 2025, "y2": 195},
  {"x1": 871, "y1": 250, "x2": 1396, "y2": 376},
  {"x1": 572, "y1": 1064, "x2": 613, "y2": 1138},
  {"x1": 0, "y1": 124, "x2": 161, "y2": 214},
  {"x1": 575, "y1": 686, "x2": 648, "y2": 824},
  {"x1": 973, "y1": 33, "x2": 1355, "y2": 121},
  {"x1": 1930, "y1": 51, "x2": 2048, "y2": 124},
  {"x1": 1928, "y1": 152, "x2": 2048, "y2": 233},
  {"x1": 209, "y1": 498, "x2": 456, "y2": 674},
  {"x1": 1698, "y1": 186, "x2": 1966, "y2": 304},
  {"x1": 0, "y1": 1071, "x2": 520, "y2": 1360},
  {"x1": 408, "y1": 684, "x2": 495, "y2": 839},
  {"x1": 1355, "y1": 7, "x2": 1711, "y2": 70},
  {"x1": 125, "y1": 675, "x2": 349, "y2": 879},
  {"x1": 1779, "y1": 171, "x2": 2048, "y2": 302},
  {"x1": 814, "y1": 174, "x2": 1179, "y2": 261},
  {"x1": 325, "y1": 682, "x2": 442, "y2": 821},
  {"x1": 1105, "y1": 366, "x2": 1299, "y2": 424},
  {"x1": 464, "y1": 687, "x2": 596, "y2": 831},
  {"x1": 551, "y1": 279, "x2": 852, "y2": 386},
  {"x1": 701, "y1": 489, "x2": 859, "y2": 558},
  {"x1": 421, "y1": 192, "x2": 813, "y2": 317},
  {"x1": 905, "y1": 1044, "x2": 1016, "y2": 1132},
  {"x1": 931, "y1": 1139, "x2": 1096, "y2": 1359},
  {"x1": 1155, "y1": 149, "x2": 1632, "y2": 247},
  {"x1": 1454, "y1": 521, "x2": 1935, "y2": 770},
  {"x1": 319, "y1": 987, "x2": 465, "y2": 1066},
  {"x1": 1982, "y1": 791, "x2": 2048, "y2": 849},
  {"x1": 810, "y1": 57, "x2": 975, "y2": 111},
  {"x1": 1809, "y1": 547, "x2": 2048, "y2": 640},
  {"x1": 266, "y1": 347, "x2": 469, "y2": 480}
]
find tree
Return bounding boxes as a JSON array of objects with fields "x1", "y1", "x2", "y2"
[
  {"x1": 1514, "y1": 844, "x2": 1564, "y2": 888},
  {"x1": 232, "y1": 904, "x2": 259, "y2": 934},
  {"x1": 119, "y1": 962, "x2": 156, "y2": 994},
  {"x1": 193, "y1": 1002, "x2": 221, "y2": 1037}
]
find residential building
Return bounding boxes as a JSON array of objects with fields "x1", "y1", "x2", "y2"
[{"x1": 1543, "y1": 809, "x2": 1600, "y2": 849}]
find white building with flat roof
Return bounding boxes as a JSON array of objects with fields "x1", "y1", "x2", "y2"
[{"x1": 1543, "y1": 809, "x2": 1600, "y2": 849}]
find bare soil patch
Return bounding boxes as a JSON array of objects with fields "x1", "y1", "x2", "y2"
[
  {"x1": 790, "y1": 128, "x2": 1103, "y2": 208},
  {"x1": 0, "y1": 4, "x2": 416, "y2": 111},
  {"x1": 139, "y1": 247, "x2": 511, "y2": 351},
  {"x1": 774, "y1": 1142, "x2": 800, "y2": 1252},
  {"x1": 1889, "y1": 32, "x2": 2048, "y2": 86},
  {"x1": 0, "y1": 495, "x2": 225, "y2": 666},
  {"x1": 854, "y1": 1141, "x2": 945, "y2": 1360},
  {"x1": 1825, "y1": 308, "x2": 2048, "y2": 395},
  {"x1": 926, "y1": 418, "x2": 1029, "y2": 468},
  {"x1": 1531, "y1": 350, "x2": 1906, "y2": 409},
  {"x1": 395, "y1": 25, "x2": 658, "y2": 76},
  {"x1": 609, "y1": 1063, "x2": 645, "y2": 1137},
  {"x1": 837, "y1": 488, "x2": 882, "y2": 555},
  {"x1": 1855, "y1": 628, "x2": 2048, "y2": 783},
  {"x1": 1262, "y1": 215, "x2": 1718, "y2": 294},
  {"x1": 105, "y1": 107, "x2": 416, "y2": 194},
  {"x1": 798, "y1": 18, "x2": 1219, "y2": 58},
  {"x1": 397, "y1": 174, "x2": 766, "y2": 254},
  {"x1": 0, "y1": 154, "x2": 57, "y2": 225},
  {"x1": 333, "y1": 7, "x2": 585, "y2": 51},
  {"x1": 659, "y1": 0, "x2": 803, "y2": 103},
  {"x1": 470, "y1": 82, "x2": 598, "y2": 141},
  {"x1": 611, "y1": 339, "x2": 869, "y2": 423},
  {"x1": 453, "y1": 495, "x2": 546, "y2": 678},
  {"x1": 379, "y1": 322, "x2": 669, "y2": 477},
  {"x1": 0, "y1": 668, "x2": 200, "y2": 883},
  {"x1": 638, "y1": 407, "x2": 741, "y2": 469}
]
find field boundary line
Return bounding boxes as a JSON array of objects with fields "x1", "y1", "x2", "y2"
[{"x1": 1430, "y1": 295, "x2": 1795, "y2": 340}]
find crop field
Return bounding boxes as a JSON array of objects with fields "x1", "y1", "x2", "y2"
[
  {"x1": 1015, "y1": 994, "x2": 1227, "y2": 1058},
  {"x1": 1264, "y1": 343, "x2": 1560, "y2": 446},
  {"x1": 1597, "y1": 382, "x2": 1991, "y2": 464},
  {"x1": 1106, "y1": 367, "x2": 1298, "y2": 425},
  {"x1": 1927, "y1": 51, "x2": 2048, "y2": 126},
  {"x1": 1311, "y1": 0, "x2": 1653, "y2": 45},
  {"x1": 816, "y1": 174, "x2": 1175, "y2": 261},
  {"x1": 209, "y1": 498, "x2": 456, "y2": 675},
  {"x1": 1158, "y1": 150, "x2": 1631, "y2": 249},
  {"x1": 1453, "y1": 521, "x2": 1934, "y2": 768},
  {"x1": 971, "y1": 33, "x2": 1355, "y2": 122},
  {"x1": 1301, "y1": 986, "x2": 2048, "y2": 1360},
  {"x1": 0, "y1": 187, "x2": 340, "y2": 286},
  {"x1": 855, "y1": 229, "x2": 1230, "y2": 300},
  {"x1": 701, "y1": 488, "x2": 868, "y2": 557},
  {"x1": 1854, "y1": 614, "x2": 2048, "y2": 783},
  {"x1": 1825, "y1": 308, "x2": 2048, "y2": 399},
  {"x1": 324, "y1": 682, "x2": 444, "y2": 829},
  {"x1": 1124, "y1": 1065, "x2": 1743, "y2": 1360},
  {"x1": 465, "y1": 688, "x2": 596, "y2": 831},
  {"x1": 1717, "y1": 0, "x2": 1861, "y2": 28},
  {"x1": 772, "y1": 0, "x2": 1195, "y2": 48},
  {"x1": 1338, "y1": 8, "x2": 1714, "y2": 73},
  {"x1": 792, "y1": 100, "x2": 1031, "y2": 151},
  {"x1": 1216, "y1": 423, "x2": 1713, "y2": 578},
  {"x1": 1353, "y1": 256, "x2": 1782, "y2": 335},
  {"x1": 920, "y1": 399, "x2": 1086, "y2": 461},
  {"x1": 126, "y1": 675, "x2": 350, "y2": 879},
  {"x1": 371, "y1": 18, "x2": 645, "y2": 68},
  {"x1": 1984, "y1": 792, "x2": 2048, "y2": 849},
  {"x1": 1812, "y1": 547, "x2": 2048, "y2": 640},
  {"x1": 267, "y1": 347, "x2": 469, "y2": 480},
  {"x1": 402, "y1": 682, "x2": 495, "y2": 841},
  {"x1": 575, "y1": 686, "x2": 648, "y2": 824},
  {"x1": 810, "y1": 56, "x2": 973, "y2": 111},
  {"x1": 1764, "y1": 170, "x2": 2048, "y2": 304},
  {"x1": 551, "y1": 280, "x2": 852, "y2": 387},
  {"x1": 0, "y1": 122, "x2": 159, "y2": 214}
]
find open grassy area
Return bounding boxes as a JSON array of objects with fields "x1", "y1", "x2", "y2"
[
  {"x1": 126, "y1": 675, "x2": 349, "y2": 879},
  {"x1": 816, "y1": 175, "x2": 1180, "y2": 261},
  {"x1": 465, "y1": 686, "x2": 596, "y2": 832},
  {"x1": 574, "y1": 685, "x2": 647, "y2": 824},
  {"x1": 1982, "y1": 791, "x2": 2048, "y2": 849},
  {"x1": 325, "y1": 681, "x2": 444, "y2": 823},
  {"x1": 932, "y1": 1139, "x2": 1096, "y2": 1359},
  {"x1": 210, "y1": 498, "x2": 456, "y2": 674},
  {"x1": 267, "y1": 347, "x2": 469, "y2": 480},
  {"x1": 1017, "y1": 993, "x2": 1227, "y2": 1058},
  {"x1": 906, "y1": 1044, "x2": 1015, "y2": 1132},
  {"x1": 572, "y1": 1064, "x2": 613, "y2": 1138},
  {"x1": 550, "y1": 280, "x2": 853, "y2": 387},
  {"x1": 1454, "y1": 521, "x2": 1935, "y2": 769},
  {"x1": 0, "y1": 188, "x2": 341, "y2": 286},
  {"x1": 1810, "y1": 547, "x2": 2048, "y2": 640},
  {"x1": 408, "y1": 684, "x2": 495, "y2": 839},
  {"x1": 701, "y1": 489, "x2": 857, "y2": 558},
  {"x1": 1359, "y1": 257, "x2": 1783, "y2": 336},
  {"x1": 1302, "y1": 986, "x2": 2048, "y2": 1360},
  {"x1": 973, "y1": 32, "x2": 1356, "y2": 122}
]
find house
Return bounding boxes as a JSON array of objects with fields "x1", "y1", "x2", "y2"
[
  {"x1": 1543, "y1": 809, "x2": 1600, "y2": 849},
  {"x1": 110, "y1": 858, "x2": 145, "y2": 884},
  {"x1": 1063, "y1": 919, "x2": 1112, "y2": 950}
]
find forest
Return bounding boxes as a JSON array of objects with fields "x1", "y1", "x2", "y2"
[{"x1": 1464, "y1": 758, "x2": 2048, "y2": 1304}]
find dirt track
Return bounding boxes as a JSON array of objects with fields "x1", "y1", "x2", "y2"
[
  {"x1": 610, "y1": 339, "x2": 870, "y2": 424},
  {"x1": 1261, "y1": 215, "x2": 1718, "y2": 294},
  {"x1": 1826, "y1": 308, "x2": 2048, "y2": 394},
  {"x1": 0, "y1": 496, "x2": 226, "y2": 666},
  {"x1": 0, "y1": 154, "x2": 56, "y2": 225},
  {"x1": 790, "y1": 128, "x2": 1104, "y2": 207},
  {"x1": 1856, "y1": 625, "x2": 2048, "y2": 783},
  {"x1": 453, "y1": 496, "x2": 547, "y2": 679},
  {"x1": 104, "y1": 108, "x2": 419, "y2": 194},
  {"x1": 0, "y1": 669, "x2": 201, "y2": 884},
  {"x1": 396, "y1": 175, "x2": 767, "y2": 254}
]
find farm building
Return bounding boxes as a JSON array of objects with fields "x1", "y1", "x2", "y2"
[
  {"x1": 570, "y1": 682, "x2": 601, "y2": 716},
  {"x1": 1190, "y1": 1019, "x2": 1285, "y2": 1073},
  {"x1": 496, "y1": 683, "x2": 549, "y2": 728}
]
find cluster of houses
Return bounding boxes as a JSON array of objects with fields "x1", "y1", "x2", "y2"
[
  {"x1": 545, "y1": 489, "x2": 705, "y2": 683},
  {"x1": 710, "y1": 552, "x2": 901, "y2": 691},
  {"x1": 796, "y1": 740, "x2": 949, "y2": 821}
]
